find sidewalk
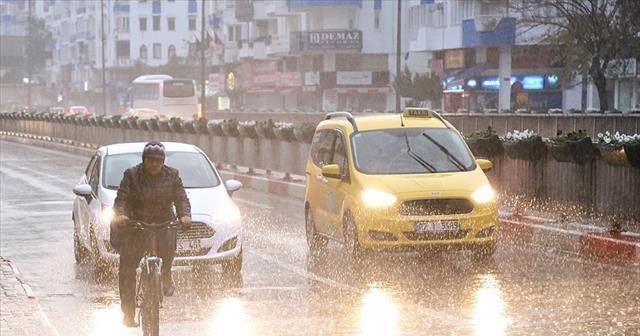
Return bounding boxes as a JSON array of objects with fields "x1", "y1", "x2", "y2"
[
  {"x1": 2, "y1": 131, "x2": 639, "y2": 265},
  {"x1": 0, "y1": 257, "x2": 57, "y2": 336}
]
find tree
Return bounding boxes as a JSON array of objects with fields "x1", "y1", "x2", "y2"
[
  {"x1": 393, "y1": 65, "x2": 442, "y2": 107},
  {"x1": 512, "y1": 0, "x2": 640, "y2": 111}
]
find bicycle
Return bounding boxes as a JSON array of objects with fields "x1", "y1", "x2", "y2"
[{"x1": 128, "y1": 219, "x2": 179, "y2": 336}]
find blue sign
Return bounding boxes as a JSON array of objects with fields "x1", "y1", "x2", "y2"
[{"x1": 522, "y1": 75, "x2": 544, "y2": 90}]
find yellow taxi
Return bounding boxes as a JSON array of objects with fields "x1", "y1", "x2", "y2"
[{"x1": 304, "y1": 108, "x2": 498, "y2": 262}]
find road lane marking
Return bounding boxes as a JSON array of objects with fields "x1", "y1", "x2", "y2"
[
  {"x1": 2, "y1": 161, "x2": 80, "y2": 186},
  {"x1": 249, "y1": 251, "x2": 465, "y2": 325},
  {"x1": 0, "y1": 165, "x2": 72, "y2": 199},
  {"x1": 234, "y1": 198, "x2": 274, "y2": 209}
]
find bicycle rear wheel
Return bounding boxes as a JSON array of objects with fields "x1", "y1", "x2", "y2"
[{"x1": 141, "y1": 264, "x2": 161, "y2": 336}]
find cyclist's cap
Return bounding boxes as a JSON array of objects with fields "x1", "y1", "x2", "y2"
[{"x1": 142, "y1": 141, "x2": 165, "y2": 160}]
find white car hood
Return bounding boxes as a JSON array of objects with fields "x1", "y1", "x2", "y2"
[{"x1": 100, "y1": 184, "x2": 232, "y2": 216}]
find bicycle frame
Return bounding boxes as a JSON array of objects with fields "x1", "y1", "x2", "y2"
[{"x1": 130, "y1": 220, "x2": 177, "y2": 336}]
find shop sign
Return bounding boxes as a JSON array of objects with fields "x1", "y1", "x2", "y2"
[
  {"x1": 336, "y1": 71, "x2": 372, "y2": 85},
  {"x1": 307, "y1": 30, "x2": 362, "y2": 50},
  {"x1": 444, "y1": 49, "x2": 465, "y2": 69},
  {"x1": 305, "y1": 72, "x2": 320, "y2": 86}
]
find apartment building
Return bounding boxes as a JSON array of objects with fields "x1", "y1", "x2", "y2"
[
  {"x1": 37, "y1": 0, "x2": 213, "y2": 112},
  {"x1": 213, "y1": 0, "x2": 396, "y2": 112},
  {"x1": 405, "y1": 0, "x2": 638, "y2": 112}
]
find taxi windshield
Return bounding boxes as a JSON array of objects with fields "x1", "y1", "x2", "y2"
[{"x1": 351, "y1": 128, "x2": 475, "y2": 174}]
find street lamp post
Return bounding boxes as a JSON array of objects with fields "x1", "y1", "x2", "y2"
[
  {"x1": 200, "y1": 0, "x2": 206, "y2": 119},
  {"x1": 395, "y1": 0, "x2": 402, "y2": 113}
]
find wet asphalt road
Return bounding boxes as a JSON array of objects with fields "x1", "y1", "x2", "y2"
[{"x1": 1, "y1": 140, "x2": 639, "y2": 336}]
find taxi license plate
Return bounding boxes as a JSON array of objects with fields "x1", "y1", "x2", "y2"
[
  {"x1": 176, "y1": 239, "x2": 201, "y2": 253},
  {"x1": 414, "y1": 221, "x2": 459, "y2": 233}
]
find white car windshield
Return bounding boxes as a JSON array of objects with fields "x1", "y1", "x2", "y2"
[
  {"x1": 351, "y1": 128, "x2": 475, "y2": 174},
  {"x1": 103, "y1": 151, "x2": 220, "y2": 189}
]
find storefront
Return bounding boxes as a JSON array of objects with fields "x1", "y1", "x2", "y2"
[{"x1": 444, "y1": 73, "x2": 562, "y2": 112}]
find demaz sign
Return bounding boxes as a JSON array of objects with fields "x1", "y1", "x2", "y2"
[{"x1": 307, "y1": 30, "x2": 362, "y2": 50}]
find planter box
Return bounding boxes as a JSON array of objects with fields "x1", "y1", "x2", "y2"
[
  {"x1": 624, "y1": 143, "x2": 640, "y2": 168},
  {"x1": 547, "y1": 137, "x2": 597, "y2": 164},
  {"x1": 465, "y1": 135, "x2": 504, "y2": 158},
  {"x1": 503, "y1": 136, "x2": 547, "y2": 161},
  {"x1": 597, "y1": 145, "x2": 629, "y2": 166}
]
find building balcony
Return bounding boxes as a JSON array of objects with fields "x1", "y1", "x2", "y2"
[
  {"x1": 290, "y1": 29, "x2": 362, "y2": 53},
  {"x1": 267, "y1": 34, "x2": 290, "y2": 55},
  {"x1": 462, "y1": 16, "x2": 516, "y2": 48},
  {"x1": 288, "y1": 0, "x2": 362, "y2": 10},
  {"x1": 115, "y1": 57, "x2": 132, "y2": 68},
  {"x1": 264, "y1": 1, "x2": 291, "y2": 16},
  {"x1": 239, "y1": 41, "x2": 253, "y2": 59},
  {"x1": 253, "y1": 41, "x2": 267, "y2": 59},
  {"x1": 224, "y1": 41, "x2": 239, "y2": 63}
]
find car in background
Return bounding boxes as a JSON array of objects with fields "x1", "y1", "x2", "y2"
[
  {"x1": 304, "y1": 108, "x2": 498, "y2": 264},
  {"x1": 72, "y1": 142, "x2": 244, "y2": 279},
  {"x1": 65, "y1": 105, "x2": 91, "y2": 117}
]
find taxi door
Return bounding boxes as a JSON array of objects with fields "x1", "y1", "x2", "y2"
[
  {"x1": 323, "y1": 131, "x2": 351, "y2": 240},
  {"x1": 305, "y1": 130, "x2": 335, "y2": 236}
]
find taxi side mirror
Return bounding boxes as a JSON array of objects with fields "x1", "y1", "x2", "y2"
[
  {"x1": 476, "y1": 159, "x2": 493, "y2": 172},
  {"x1": 321, "y1": 164, "x2": 342, "y2": 179}
]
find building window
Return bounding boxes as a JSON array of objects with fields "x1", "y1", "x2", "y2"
[
  {"x1": 139, "y1": 17, "x2": 147, "y2": 31},
  {"x1": 116, "y1": 16, "x2": 130, "y2": 33},
  {"x1": 374, "y1": 10, "x2": 380, "y2": 30},
  {"x1": 168, "y1": 45, "x2": 176, "y2": 59},
  {"x1": 153, "y1": 43, "x2": 161, "y2": 59},
  {"x1": 116, "y1": 40, "x2": 130, "y2": 57},
  {"x1": 167, "y1": 17, "x2": 175, "y2": 31},
  {"x1": 280, "y1": 57, "x2": 298, "y2": 72},
  {"x1": 188, "y1": 15, "x2": 196, "y2": 31},
  {"x1": 153, "y1": 15, "x2": 160, "y2": 31},
  {"x1": 140, "y1": 44, "x2": 147, "y2": 60}
]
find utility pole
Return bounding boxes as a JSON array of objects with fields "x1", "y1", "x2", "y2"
[
  {"x1": 26, "y1": 0, "x2": 32, "y2": 109},
  {"x1": 395, "y1": 0, "x2": 401, "y2": 113},
  {"x1": 101, "y1": 0, "x2": 107, "y2": 115},
  {"x1": 200, "y1": 0, "x2": 206, "y2": 119}
]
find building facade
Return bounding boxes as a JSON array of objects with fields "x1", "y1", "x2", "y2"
[{"x1": 20, "y1": 0, "x2": 639, "y2": 113}]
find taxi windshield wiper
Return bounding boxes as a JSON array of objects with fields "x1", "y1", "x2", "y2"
[
  {"x1": 404, "y1": 135, "x2": 436, "y2": 173},
  {"x1": 421, "y1": 132, "x2": 467, "y2": 171}
]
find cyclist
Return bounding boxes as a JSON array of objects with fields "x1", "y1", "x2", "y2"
[{"x1": 112, "y1": 141, "x2": 192, "y2": 327}]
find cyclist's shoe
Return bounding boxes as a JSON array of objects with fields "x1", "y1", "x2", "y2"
[
  {"x1": 122, "y1": 314, "x2": 139, "y2": 328},
  {"x1": 163, "y1": 276, "x2": 175, "y2": 297}
]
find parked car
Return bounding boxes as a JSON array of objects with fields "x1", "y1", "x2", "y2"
[
  {"x1": 72, "y1": 142, "x2": 244, "y2": 279},
  {"x1": 65, "y1": 105, "x2": 91, "y2": 117},
  {"x1": 304, "y1": 109, "x2": 498, "y2": 263}
]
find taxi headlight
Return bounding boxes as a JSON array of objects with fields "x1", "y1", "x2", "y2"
[
  {"x1": 211, "y1": 202, "x2": 241, "y2": 223},
  {"x1": 471, "y1": 185, "x2": 496, "y2": 204},
  {"x1": 101, "y1": 205, "x2": 114, "y2": 224},
  {"x1": 361, "y1": 189, "x2": 397, "y2": 207}
]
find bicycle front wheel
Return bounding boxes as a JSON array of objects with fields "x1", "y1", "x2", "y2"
[{"x1": 141, "y1": 264, "x2": 161, "y2": 336}]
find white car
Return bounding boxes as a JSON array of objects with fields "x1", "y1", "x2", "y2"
[{"x1": 72, "y1": 142, "x2": 243, "y2": 279}]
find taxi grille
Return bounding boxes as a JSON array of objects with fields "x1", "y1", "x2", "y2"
[
  {"x1": 177, "y1": 222, "x2": 214, "y2": 240},
  {"x1": 403, "y1": 230, "x2": 469, "y2": 241},
  {"x1": 399, "y1": 199, "x2": 473, "y2": 216}
]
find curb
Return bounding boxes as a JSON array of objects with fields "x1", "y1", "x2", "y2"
[{"x1": 2, "y1": 132, "x2": 638, "y2": 265}]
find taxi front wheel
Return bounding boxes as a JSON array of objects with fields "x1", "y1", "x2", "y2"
[{"x1": 343, "y1": 212, "x2": 367, "y2": 265}]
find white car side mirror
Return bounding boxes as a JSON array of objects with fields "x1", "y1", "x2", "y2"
[
  {"x1": 73, "y1": 183, "x2": 93, "y2": 202},
  {"x1": 225, "y1": 179, "x2": 243, "y2": 196}
]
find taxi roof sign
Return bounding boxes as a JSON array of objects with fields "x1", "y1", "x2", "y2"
[{"x1": 403, "y1": 108, "x2": 434, "y2": 118}]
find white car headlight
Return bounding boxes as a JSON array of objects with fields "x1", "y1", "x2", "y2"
[
  {"x1": 101, "y1": 205, "x2": 114, "y2": 224},
  {"x1": 361, "y1": 189, "x2": 397, "y2": 207},
  {"x1": 211, "y1": 202, "x2": 241, "y2": 223},
  {"x1": 471, "y1": 185, "x2": 496, "y2": 204}
]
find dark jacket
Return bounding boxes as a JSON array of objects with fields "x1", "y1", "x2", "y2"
[{"x1": 113, "y1": 163, "x2": 191, "y2": 224}]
